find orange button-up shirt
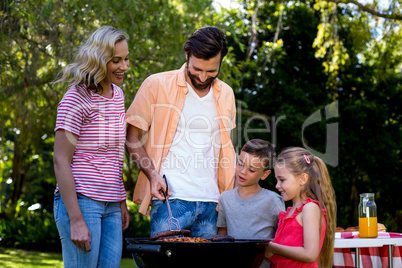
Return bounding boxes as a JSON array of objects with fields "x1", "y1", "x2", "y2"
[{"x1": 126, "y1": 63, "x2": 237, "y2": 215}]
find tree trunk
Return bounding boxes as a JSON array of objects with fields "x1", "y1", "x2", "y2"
[
  {"x1": 124, "y1": 153, "x2": 136, "y2": 201},
  {"x1": 10, "y1": 139, "x2": 24, "y2": 205}
]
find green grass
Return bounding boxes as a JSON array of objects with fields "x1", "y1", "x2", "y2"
[
  {"x1": 121, "y1": 258, "x2": 137, "y2": 268},
  {"x1": 0, "y1": 248, "x2": 137, "y2": 268}
]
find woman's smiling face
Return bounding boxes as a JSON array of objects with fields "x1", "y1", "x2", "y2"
[{"x1": 102, "y1": 39, "x2": 130, "y2": 88}]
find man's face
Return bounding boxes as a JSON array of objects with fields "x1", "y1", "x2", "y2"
[{"x1": 186, "y1": 54, "x2": 221, "y2": 91}]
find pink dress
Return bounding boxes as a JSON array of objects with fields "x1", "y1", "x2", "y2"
[{"x1": 268, "y1": 198, "x2": 326, "y2": 268}]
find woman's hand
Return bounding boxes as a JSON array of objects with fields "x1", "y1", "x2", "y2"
[
  {"x1": 54, "y1": 130, "x2": 91, "y2": 251},
  {"x1": 121, "y1": 200, "x2": 130, "y2": 230},
  {"x1": 70, "y1": 218, "x2": 92, "y2": 251}
]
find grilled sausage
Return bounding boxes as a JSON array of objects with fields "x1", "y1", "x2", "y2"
[
  {"x1": 150, "y1": 229, "x2": 191, "y2": 240},
  {"x1": 210, "y1": 234, "x2": 235, "y2": 242}
]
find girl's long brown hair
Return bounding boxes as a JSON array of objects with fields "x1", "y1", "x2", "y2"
[{"x1": 276, "y1": 147, "x2": 336, "y2": 267}]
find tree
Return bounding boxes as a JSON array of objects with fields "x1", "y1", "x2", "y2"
[
  {"x1": 0, "y1": 0, "x2": 401, "y2": 250},
  {"x1": 219, "y1": 0, "x2": 402, "y2": 230},
  {"x1": 0, "y1": 0, "x2": 217, "y2": 248}
]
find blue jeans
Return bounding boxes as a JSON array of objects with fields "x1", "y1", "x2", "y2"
[
  {"x1": 150, "y1": 199, "x2": 218, "y2": 239},
  {"x1": 53, "y1": 193, "x2": 122, "y2": 268}
]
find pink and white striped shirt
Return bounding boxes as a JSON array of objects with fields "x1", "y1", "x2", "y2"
[{"x1": 55, "y1": 84, "x2": 126, "y2": 202}]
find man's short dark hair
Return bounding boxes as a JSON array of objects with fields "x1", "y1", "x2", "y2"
[
  {"x1": 241, "y1": 139, "x2": 275, "y2": 170},
  {"x1": 183, "y1": 26, "x2": 228, "y2": 61}
]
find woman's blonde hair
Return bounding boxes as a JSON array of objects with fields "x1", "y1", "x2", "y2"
[
  {"x1": 55, "y1": 26, "x2": 128, "y2": 93},
  {"x1": 276, "y1": 147, "x2": 336, "y2": 267}
]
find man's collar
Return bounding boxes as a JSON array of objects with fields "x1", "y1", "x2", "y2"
[{"x1": 177, "y1": 63, "x2": 187, "y2": 87}]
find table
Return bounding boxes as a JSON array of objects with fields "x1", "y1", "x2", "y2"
[{"x1": 334, "y1": 233, "x2": 402, "y2": 268}]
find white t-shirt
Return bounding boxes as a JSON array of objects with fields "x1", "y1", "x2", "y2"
[{"x1": 160, "y1": 83, "x2": 221, "y2": 202}]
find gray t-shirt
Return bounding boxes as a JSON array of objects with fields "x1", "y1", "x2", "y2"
[{"x1": 217, "y1": 187, "x2": 285, "y2": 240}]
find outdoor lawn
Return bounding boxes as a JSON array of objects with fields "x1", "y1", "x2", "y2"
[{"x1": 0, "y1": 248, "x2": 137, "y2": 268}]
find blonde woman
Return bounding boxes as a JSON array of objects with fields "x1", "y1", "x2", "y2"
[{"x1": 53, "y1": 26, "x2": 130, "y2": 268}]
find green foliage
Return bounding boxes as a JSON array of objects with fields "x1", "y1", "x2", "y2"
[
  {"x1": 0, "y1": 0, "x2": 212, "y2": 250},
  {"x1": 0, "y1": 200, "x2": 150, "y2": 252},
  {"x1": 228, "y1": 0, "x2": 402, "y2": 231},
  {"x1": 0, "y1": 0, "x2": 401, "y2": 252},
  {"x1": 125, "y1": 200, "x2": 151, "y2": 238},
  {"x1": 0, "y1": 203, "x2": 60, "y2": 251}
]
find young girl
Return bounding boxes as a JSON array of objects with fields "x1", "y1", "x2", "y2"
[{"x1": 265, "y1": 147, "x2": 336, "y2": 267}]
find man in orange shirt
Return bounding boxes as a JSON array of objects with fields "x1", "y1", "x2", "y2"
[{"x1": 126, "y1": 26, "x2": 236, "y2": 238}]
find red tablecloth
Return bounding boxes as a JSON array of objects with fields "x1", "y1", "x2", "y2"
[{"x1": 333, "y1": 233, "x2": 402, "y2": 268}]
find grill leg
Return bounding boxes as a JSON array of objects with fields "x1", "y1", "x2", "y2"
[{"x1": 132, "y1": 254, "x2": 145, "y2": 268}]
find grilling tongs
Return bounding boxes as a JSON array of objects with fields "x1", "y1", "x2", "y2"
[
  {"x1": 149, "y1": 175, "x2": 191, "y2": 240},
  {"x1": 162, "y1": 175, "x2": 180, "y2": 231}
]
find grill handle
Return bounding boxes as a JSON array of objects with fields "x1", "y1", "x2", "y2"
[{"x1": 127, "y1": 244, "x2": 162, "y2": 254}]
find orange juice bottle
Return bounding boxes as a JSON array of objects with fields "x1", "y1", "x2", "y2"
[{"x1": 358, "y1": 193, "x2": 378, "y2": 238}]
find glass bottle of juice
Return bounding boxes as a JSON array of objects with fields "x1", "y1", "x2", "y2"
[{"x1": 358, "y1": 193, "x2": 378, "y2": 238}]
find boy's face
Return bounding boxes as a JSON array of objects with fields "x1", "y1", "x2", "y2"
[{"x1": 236, "y1": 151, "x2": 271, "y2": 187}]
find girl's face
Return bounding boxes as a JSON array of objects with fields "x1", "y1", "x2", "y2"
[
  {"x1": 102, "y1": 39, "x2": 130, "y2": 88},
  {"x1": 274, "y1": 164, "x2": 305, "y2": 202}
]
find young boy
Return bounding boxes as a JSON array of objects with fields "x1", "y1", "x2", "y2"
[{"x1": 217, "y1": 139, "x2": 285, "y2": 240}]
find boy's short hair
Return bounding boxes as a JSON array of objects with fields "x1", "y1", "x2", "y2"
[{"x1": 241, "y1": 139, "x2": 275, "y2": 170}]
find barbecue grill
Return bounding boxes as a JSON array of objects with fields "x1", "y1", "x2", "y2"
[{"x1": 126, "y1": 237, "x2": 269, "y2": 268}]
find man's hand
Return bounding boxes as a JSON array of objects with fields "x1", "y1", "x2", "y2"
[
  {"x1": 150, "y1": 172, "x2": 172, "y2": 201},
  {"x1": 126, "y1": 125, "x2": 172, "y2": 200},
  {"x1": 70, "y1": 218, "x2": 91, "y2": 251}
]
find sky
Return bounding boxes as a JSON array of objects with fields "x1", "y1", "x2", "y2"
[{"x1": 212, "y1": 0, "x2": 239, "y2": 12}]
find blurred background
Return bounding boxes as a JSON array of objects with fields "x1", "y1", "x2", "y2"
[{"x1": 0, "y1": 0, "x2": 401, "y2": 259}]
